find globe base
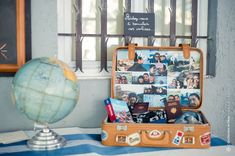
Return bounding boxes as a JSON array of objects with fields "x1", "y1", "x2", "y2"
[{"x1": 27, "y1": 127, "x2": 66, "y2": 151}]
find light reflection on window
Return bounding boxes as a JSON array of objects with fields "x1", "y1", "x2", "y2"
[
  {"x1": 82, "y1": 0, "x2": 101, "y2": 34},
  {"x1": 82, "y1": 37, "x2": 101, "y2": 61},
  {"x1": 176, "y1": 0, "x2": 192, "y2": 35},
  {"x1": 107, "y1": 0, "x2": 124, "y2": 34},
  {"x1": 154, "y1": 0, "x2": 170, "y2": 35},
  {"x1": 153, "y1": 38, "x2": 170, "y2": 46},
  {"x1": 107, "y1": 37, "x2": 125, "y2": 61}
]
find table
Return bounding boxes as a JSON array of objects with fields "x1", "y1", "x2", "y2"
[{"x1": 0, "y1": 127, "x2": 234, "y2": 156}]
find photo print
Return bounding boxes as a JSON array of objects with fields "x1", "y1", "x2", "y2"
[
  {"x1": 143, "y1": 51, "x2": 168, "y2": 76},
  {"x1": 126, "y1": 52, "x2": 150, "y2": 72},
  {"x1": 167, "y1": 72, "x2": 182, "y2": 89},
  {"x1": 167, "y1": 89, "x2": 181, "y2": 103},
  {"x1": 155, "y1": 75, "x2": 167, "y2": 85},
  {"x1": 143, "y1": 85, "x2": 167, "y2": 95},
  {"x1": 116, "y1": 72, "x2": 132, "y2": 84},
  {"x1": 183, "y1": 72, "x2": 200, "y2": 89},
  {"x1": 167, "y1": 89, "x2": 200, "y2": 107},
  {"x1": 148, "y1": 52, "x2": 168, "y2": 76},
  {"x1": 117, "y1": 59, "x2": 134, "y2": 71},
  {"x1": 143, "y1": 94, "x2": 167, "y2": 107},
  {"x1": 180, "y1": 90, "x2": 200, "y2": 107},
  {"x1": 155, "y1": 63, "x2": 167, "y2": 76},
  {"x1": 168, "y1": 71, "x2": 200, "y2": 89},
  {"x1": 189, "y1": 51, "x2": 200, "y2": 72},
  {"x1": 147, "y1": 51, "x2": 169, "y2": 65},
  {"x1": 117, "y1": 49, "x2": 128, "y2": 60},
  {"x1": 135, "y1": 49, "x2": 155, "y2": 64},
  {"x1": 132, "y1": 72, "x2": 155, "y2": 84},
  {"x1": 133, "y1": 49, "x2": 172, "y2": 64},
  {"x1": 114, "y1": 84, "x2": 145, "y2": 106},
  {"x1": 167, "y1": 51, "x2": 190, "y2": 73}
]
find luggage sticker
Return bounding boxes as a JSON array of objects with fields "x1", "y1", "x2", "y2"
[
  {"x1": 116, "y1": 135, "x2": 127, "y2": 143},
  {"x1": 182, "y1": 136, "x2": 195, "y2": 144},
  {"x1": 101, "y1": 130, "x2": 108, "y2": 141},
  {"x1": 200, "y1": 132, "x2": 211, "y2": 145},
  {"x1": 116, "y1": 125, "x2": 128, "y2": 131},
  {"x1": 172, "y1": 130, "x2": 184, "y2": 145},
  {"x1": 184, "y1": 126, "x2": 195, "y2": 132},
  {"x1": 127, "y1": 133, "x2": 141, "y2": 146},
  {"x1": 149, "y1": 130, "x2": 162, "y2": 138}
]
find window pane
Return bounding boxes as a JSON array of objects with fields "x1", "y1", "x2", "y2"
[
  {"x1": 107, "y1": 0, "x2": 124, "y2": 34},
  {"x1": 71, "y1": 36, "x2": 77, "y2": 62},
  {"x1": 71, "y1": 0, "x2": 77, "y2": 34},
  {"x1": 176, "y1": 0, "x2": 192, "y2": 35},
  {"x1": 107, "y1": 37, "x2": 125, "y2": 61},
  {"x1": 82, "y1": 37, "x2": 101, "y2": 61},
  {"x1": 71, "y1": 0, "x2": 77, "y2": 62},
  {"x1": 132, "y1": 37, "x2": 148, "y2": 46},
  {"x1": 154, "y1": 0, "x2": 170, "y2": 35},
  {"x1": 82, "y1": 0, "x2": 101, "y2": 34},
  {"x1": 176, "y1": 38, "x2": 191, "y2": 46},
  {"x1": 198, "y1": 0, "x2": 208, "y2": 36},
  {"x1": 131, "y1": 0, "x2": 148, "y2": 12},
  {"x1": 153, "y1": 38, "x2": 170, "y2": 46}
]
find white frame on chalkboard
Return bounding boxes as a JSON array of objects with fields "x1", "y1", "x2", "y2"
[{"x1": 57, "y1": 0, "x2": 208, "y2": 79}]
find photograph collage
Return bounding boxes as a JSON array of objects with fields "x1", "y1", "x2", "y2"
[{"x1": 114, "y1": 49, "x2": 201, "y2": 108}]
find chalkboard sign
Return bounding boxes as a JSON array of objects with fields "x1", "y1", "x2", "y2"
[
  {"x1": 0, "y1": 0, "x2": 17, "y2": 64},
  {"x1": 0, "y1": 0, "x2": 29, "y2": 74},
  {"x1": 124, "y1": 12, "x2": 155, "y2": 37}
]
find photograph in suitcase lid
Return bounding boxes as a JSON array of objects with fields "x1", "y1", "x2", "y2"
[
  {"x1": 115, "y1": 49, "x2": 201, "y2": 107},
  {"x1": 114, "y1": 48, "x2": 203, "y2": 124}
]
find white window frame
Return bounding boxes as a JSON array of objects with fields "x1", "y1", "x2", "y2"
[{"x1": 57, "y1": 0, "x2": 208, "y2": 79}]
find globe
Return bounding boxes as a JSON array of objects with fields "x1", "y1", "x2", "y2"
[{"x1": 12, "y1": 57, "x2": 79, "y2": 124}]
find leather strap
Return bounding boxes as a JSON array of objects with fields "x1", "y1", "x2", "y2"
[
  {"x1": 128, "y1": 44, "x2": 137, "y2": 60},
  {"x1": 181, "y1": 44, "x2": 190, "y2": 59}
]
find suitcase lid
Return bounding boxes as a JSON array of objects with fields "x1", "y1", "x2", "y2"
[{"x1": 111, "y1": 44, "x2": 203, "y2": 110}]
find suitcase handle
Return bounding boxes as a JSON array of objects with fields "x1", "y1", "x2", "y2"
[{"x1": 141, "y1": 130, "x2": 170, "y2": 145}]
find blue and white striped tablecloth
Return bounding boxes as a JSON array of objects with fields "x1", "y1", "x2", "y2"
[{"x1": 0, "y1": 128, "x2": 233, "y2": 156}]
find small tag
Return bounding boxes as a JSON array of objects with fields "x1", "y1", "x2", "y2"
[
  {"x1": 148, "y1": 130, "x2": 162, "y2": 138},
  {"x1": 182, "y1": 136, "x2": 195, "y2": 144},
  {"x1": 116, "y1": 135, "x2": 127, "y2": 143},
  {"x1": 200, "y1": 132, "x2": 211, "y2": 145},
  {"x1": 116, "y1": 125, "x2": 128, "y2": 131},
  {"x1": 127, "y1": 133, "x2": 141, "y2": 146},
  {"x1": 184, "y1": 126, "x2": 195, "y2": 132},
  {"x1": 172, "y1": 130, "x2": 184, "y2": 145}
]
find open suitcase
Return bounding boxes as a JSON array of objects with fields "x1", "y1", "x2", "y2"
[{"x1": 101, "y1": 44, "x2": 211, "y2": 148}]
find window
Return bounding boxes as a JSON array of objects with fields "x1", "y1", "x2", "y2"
[{"x1": 57, "y1": 0, "x2": 208, "y2": 79}]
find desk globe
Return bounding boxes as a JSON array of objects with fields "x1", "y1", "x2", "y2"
[{"x1": 12, "y1": 57, "x2": 79, "y2": 150}]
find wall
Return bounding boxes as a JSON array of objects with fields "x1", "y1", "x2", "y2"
[
  {"x1": 202, "y1": 0, "x2": 235, "y2": 144},
  {"x1": 0, "y1": 0, "x2": 58, "y2": 131},
  {"x1": 0, "y1": 0, "x2": 108, "y2": 131},
  {"x1": 0, "y1": 0, "x2": 234, "y2": 145}
]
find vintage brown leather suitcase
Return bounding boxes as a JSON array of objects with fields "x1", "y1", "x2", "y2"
[{"x1": 101, "y1": 44, "x2": 210, "y2": 148}]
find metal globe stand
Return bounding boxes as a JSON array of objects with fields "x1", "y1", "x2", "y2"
[{"x1": 27, "y1": 127, "x2": 66, "y2": 150}]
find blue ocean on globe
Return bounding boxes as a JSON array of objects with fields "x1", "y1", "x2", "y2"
[{"x1": 12, "y1": 57, "x2": 79, "y2": 124}]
